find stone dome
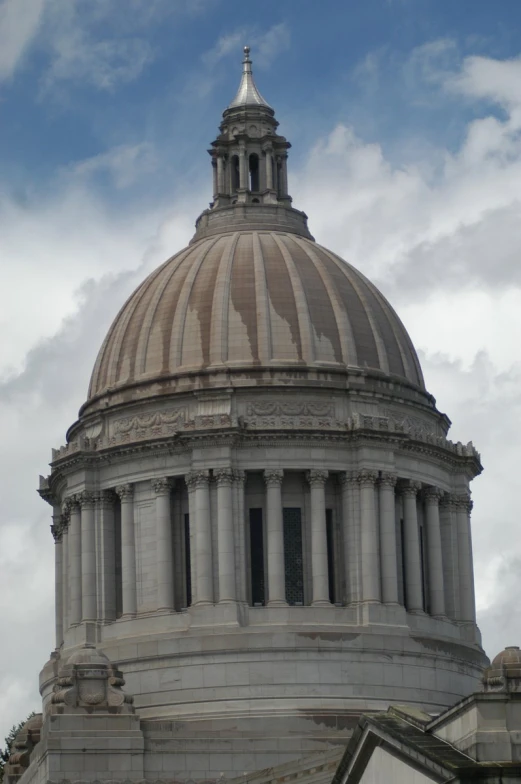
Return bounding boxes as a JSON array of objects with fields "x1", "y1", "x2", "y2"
[
  {"x1": 86, "y1": 229, "x2": 424, "y2": 409},
  {"x1": 486, "y1": 646, "x2": 521, "y2": 680}
]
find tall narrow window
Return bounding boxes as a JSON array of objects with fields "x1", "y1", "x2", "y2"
[
  {"x1": 283, "y1": 508, "x2": 304, "y2": 605},
  {"x1": 231, "y1": 155, "x2": 240, "y2": 192},
  {"x1": 249, "y1": 153, "x2": 259, "y2": 191},
  {"x1": 250, "y1": 508, "x2": 265, "y2": 605},
  {"x1": 184, "y1": 513, "x2": 192, "y2": 607},
  {"x1": 326, "y1": 508, "x2": 336, "y2": 603},
  {"x1": 114, "y1": 498, "x2": 122, "y2": 618}
]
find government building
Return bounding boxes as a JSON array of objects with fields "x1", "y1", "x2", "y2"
[{"x1": 5, "y1": 47, "x2": 521, "y2": 784}]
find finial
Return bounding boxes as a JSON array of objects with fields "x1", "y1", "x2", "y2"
[
  {"x1": 243, "y1": 45, "x2": 250, "y2": 58},
  {"x1": 242, "y1": 45, "x2": 252, "y2": 74}
]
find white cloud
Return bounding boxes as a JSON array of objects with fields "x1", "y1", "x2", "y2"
[
  {"x1": 0, "y1": 0, "x2": 45, "y2": 82},
  {"x1": 203, "y1": 22, "x2": 290, "y2": 69},
  {"x1": 70, "y1": 143, "x2": 157, "y2": 189}
]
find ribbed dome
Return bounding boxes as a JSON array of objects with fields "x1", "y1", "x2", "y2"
[{"x1": 88, "y1": 230, "x2": 424, "y2": 403}]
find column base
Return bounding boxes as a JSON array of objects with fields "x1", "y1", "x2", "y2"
[
  {"x1": 267, "y1": 599, "x2": 288, "y2": 607},
  {"x1": 311, "y1": 599, "x2": 332, "y2": 607}
]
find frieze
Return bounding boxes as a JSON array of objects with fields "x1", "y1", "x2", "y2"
[
  {"x1": 245, "y1": 399, "x2": 340, "y2": 431},
  {"x1": 382, "y1": 408, "x2": 438, "y2": 437},
  {"x1": 110, "y1": 408, "x2": 186, "y2": 444}
]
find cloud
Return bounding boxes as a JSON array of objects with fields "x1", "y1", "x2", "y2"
[
  {"x1": 203, "y1": 22, "x2": 290, "y2": 69},
  {"x1": 0, "y1": 0, "x2": 45, "y2": 82},
  {"x1": 70, "y1": 143, "x2": 157, "y2": 189}
]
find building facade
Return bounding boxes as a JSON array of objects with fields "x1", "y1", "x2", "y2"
[{"x1": 10, "y1": 47, "x2": 488, "y2": 783}]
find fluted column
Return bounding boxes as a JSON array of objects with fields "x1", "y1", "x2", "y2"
[
  {"x1": 61, "y1": 504, "x2": 69, "y2": 632},
  {"x1": 424, "y1": 487, "x2": 446, "y2": 618},
  {"x1": 186, "y1": 471, "x2": 213, "y2": 605},
  {"x1": 307, "y1": 470, "x2": 330, "y2": 605},
  {"x1": 79, "y1": 491, "x2": 96, "y2": 622},
  {"x1": 234, "y1": 470, "x2": 247, "y2": 603},
  {"x1": 153, "y1": 478, "x2": 175, "y2": 612},
  {"x1": 455, "y1": 493, "x2": 476, "y2": 623},
  {"x1": 116, "y1": 484, "x2": 137, "y2": 617},
  {"x1": 186, "y1": 476, "x2": 197, "y2": 605},
  {"x1": 215, "y1": 469, "x2": 236, "y2": 603},
  {"x1": 357, "y1": 471, "x2": 380, "y2": 602},
  {"x1": 340, "y1": 472, "x2": 359, "y2": 604},
  {"x1": 217, "y1": 155, "x2": 225, "y2": 194},
  {"x1": 379, "y1": 473, "x2": 399, "y2": 605},
  {"x1": 98, "y1": 491, "x2": 116, "y2": 622},
  {"x1": 279, "y1": 154, "x2": 288, "y2": 196},
  {"x1": 439, "y1": 495, "x2": 459, "y2": 620},
  {"x1": 51, "y1": 510, "x2": 64, "y2": 647},
  {"x1": 264, "y1": 148, "x2": 273, "y2": 190},
  {"x1": 239, "y1": 147, "x2": 247, "y2": 189},
  {"x1": 401, "y1": 480, "x2": 424, "y2": 613},
  {"x1": 263, "y1": 469, "x2": 286, "y2": 605},
  {"x1": 68, "y1": 497, "x2": 82, "y2": 626}
]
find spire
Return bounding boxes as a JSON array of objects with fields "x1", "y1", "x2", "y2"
[{"x1": 228, "y1": 46, "x2": 272, "y2": 110}]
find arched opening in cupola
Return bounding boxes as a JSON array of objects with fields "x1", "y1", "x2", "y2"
[{"x1": 249, "y1": 153, "x2": 259, "y2": 192}]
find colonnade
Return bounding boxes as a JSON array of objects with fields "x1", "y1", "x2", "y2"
[
  {"x1": 211, "y1": 148, "x2": 289, "y2": 200},
  {"x1": 50, "y1": 468, "x2": 476, "y2": 647}
]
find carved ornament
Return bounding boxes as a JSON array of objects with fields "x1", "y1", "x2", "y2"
[
  {"x1": 152, "y1": 477, "x2": 174, "y2": 496},
  {"x1": 115, "y1": 484, "x2": 134, "y2": 500},
  {"x1": 306, "y1": 469, "x2": 328, "y2": 487},
  {"x1": 186, "y1": 470, "x2": 210, "y2": 490},
  {"x1": 263, "y1": 468, "x2": 284, "y2": 486}
]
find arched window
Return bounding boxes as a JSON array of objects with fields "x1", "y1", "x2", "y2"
[
  {"x1": 249, "y1": 153, "x2": 259, "y2": 192},
  {"x1": 231, "y1": 155, "x2": 240, "y2": 193}
]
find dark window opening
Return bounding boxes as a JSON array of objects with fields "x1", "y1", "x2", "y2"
[
  {"x1": 114, "y1": 500, "x2": 122, "y2": 618},
  {"x1": 231, "y1": 155, "x2": 240, "y2": 192},
  {"x1": 249, "y1": 153, "x2": 259, "y2": 191},
  {"x1": 250, "y1": 508, "x2": 265, "y2": 605},
  {"x1": 326, "y1": 509, "x2": 336, "y2": 603},
  {"x1": 184, "y1": 513, "x2": 192, "y2": 607},
  {"x1": 283, "y1": 508, "x2": 304, "y2": 605}
]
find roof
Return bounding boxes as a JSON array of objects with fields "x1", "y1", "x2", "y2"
[
  {"x1": 228, "y1": 46, "x2": 272, "y2": 110},
  {"x1": 86, "y1": 229, "x2": 425, "y2": 408}
]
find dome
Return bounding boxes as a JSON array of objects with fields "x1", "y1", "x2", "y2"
[
  {"x1": 87, "y1": 229, "x2": 424, "y2": 407},
  {"x1": 485, "y1": 645, "x2": 521, "y2": 680}
]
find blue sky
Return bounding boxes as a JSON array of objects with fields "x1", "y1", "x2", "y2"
[{"x1": 3, "y1": 0, "x2": 521, "y2": 740}]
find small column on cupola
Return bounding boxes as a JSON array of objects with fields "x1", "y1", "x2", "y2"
[{"x1": 209, "y1": 46, "x2": 293, "y2": 208}]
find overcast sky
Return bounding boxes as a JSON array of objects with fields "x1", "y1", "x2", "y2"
[{"x1": 2, "y1": 0, "x2": 521, "y2": 740}]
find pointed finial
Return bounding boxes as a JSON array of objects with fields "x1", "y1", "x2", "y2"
[
  {"x1": 243, "y1": 45, "x2": 252, "y2": 73},
  {"x1": 227, "y1": 45, "x2": 271, "y2": 110}
]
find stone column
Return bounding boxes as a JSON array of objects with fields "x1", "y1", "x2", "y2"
[
  {"x1": 115, "y1": 484, "x2": 137, "y2": 617},
  {"x1": 439, "y1": 495, "x2": 459, "y2": 620},
  {"x1": 152, "y1": 478, "x2": 175, "y2": 612},
  {"x1": 79, "y1": 491, "x2": 96, "y2": 622},
  {"x1": 61, "y1": 504, "x2": 69, "y2": 632},
  {"x1": 357, "y1": 471, "x2": 380, "y2": 603},
  {"x1": 307, "y1": 470, "x2": 330, "y2": 605},
  {"x1": 217, "y1": 155, "x2": 225, "y2": 194},
  {"x1": 424, "y1": 487, "x2": 446, "y2": 618},
  {"x1": 51, "y1": 511, "x2": 64, "y2": 647},
  {"x1": 340, "y1": 472, "x2": 359, "y2": 604},
  {"x1": 186, "y1": 471, "x2": 213, "y2": 605},
  {"x1": 98, "y1": 491, "x2": 116, "y2": 622},
  {"x1": 212, "y1": 158, "x2": 218, "y2": 196},
  {"x1": 455, "y1": 493, "x2": 476, "y2": 623},
  {"x1": 279, "y1": 154, "x2": 289, "y2": 196},
  {"x1": 234, "y1": 470, "x2": 247, "y2": 603},
  {"x1": 68, "y1": 496, "x2": 82, "y2": 626},
  {"x1": 239, "y1": 147, "x2": 247, "y2": 189},
  {"x1": 263, "y1": 469, "x2": 286, "y2": 605},
  {"x1": 264, "y1": 148, "x2": 273, "y2": 190},
  {"x1": 378, "y1": 473, "x2": 399, "y2": 605},
  {"x1": 186, "y1": 476, "x2": 197, "y2": 606},
  {"x1": 215, "y1": 469, "x2": 236, "y2": 603},
  {"x1": 401, "y1": 480, "x2": 424, "y2": 613}
]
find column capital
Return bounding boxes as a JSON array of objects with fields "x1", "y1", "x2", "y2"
[
  {"x1": 78, "y1": 490, "x2": 96, "y2": 509},
  {"x1": 451, "y1": 492, "x2": 473, "y2": 512},
  {"x1": 186, "y1": 470, "x2": 210, "y2": 490},
  {"x1": 152, "y1": 477, "x2": 174, "y2": 496},
  {"x1": 356, "y1": 469, "x2": 379, "y2": 487},
  {"x1": 379, "y1": 472, "x2": 398, "y2": 488},
  {"x1": 399, "y1": 479, "x2": 422, "y2": 497},
  {"x1": 233, "y1": 469, "x2": 246, "y2": 485},
  {"x1": 423, "y1": 486, "x2": 444, "y2": 504},
  {"x1": 306, "y1": 469, "x2": 328, "y2": 487},
  {"x1": 339, "y1": 470, "x2": 357, "y2": 486},
  {"x1": 96, "y1": 489, "x2": 116, "y2": 509},
  {"x1": 64, "y1": 495, "x2": 80, "y2": 511},
  {"x1": 263, "y1": 468, "x2": 284, "y2": 487},
  {"x1": 115, "y1": 483, "x2": 134, "y2": 501},
  {"x1": 51, "y1": 514, "x2": 64, "y2": 543},
  {"x1": 214, "y1": 468, "x2": 235, "y2": 487}
]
